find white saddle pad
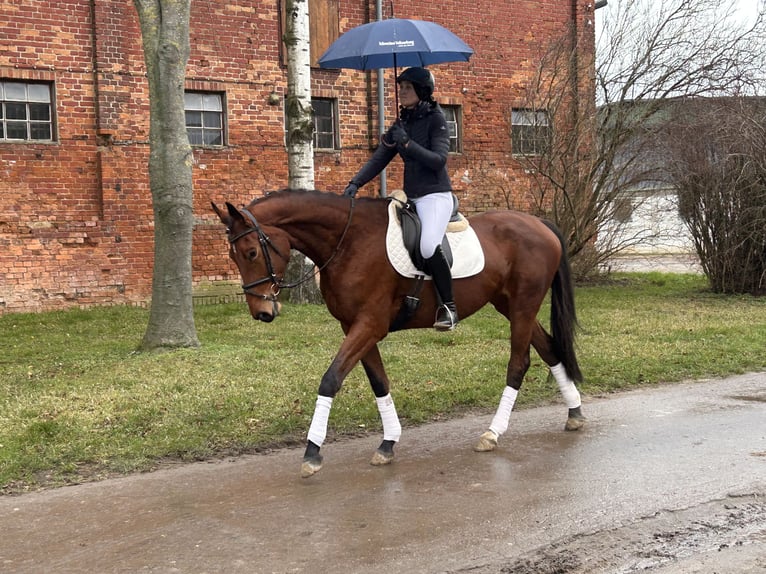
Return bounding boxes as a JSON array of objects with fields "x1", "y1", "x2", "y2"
[{"x1": 385, "y1": 199, "x2": 485, "y2": 279}]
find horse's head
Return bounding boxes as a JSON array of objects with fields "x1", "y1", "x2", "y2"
[{"x1": 211, "y1": 201, "x2": 290, "y2": 322}]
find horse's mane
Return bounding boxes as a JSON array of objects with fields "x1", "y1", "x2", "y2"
[{"x1": 248, "y1": 188, "x2": 344, "y2": 207}]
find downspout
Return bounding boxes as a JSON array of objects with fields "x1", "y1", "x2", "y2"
[
  {"x1": 376, "y1": 0, "x2": 387, "y2": 197},
  {"x1": 90, "y1": 0, "x2": 105, "y2": 219}
]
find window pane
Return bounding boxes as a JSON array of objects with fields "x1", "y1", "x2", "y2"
[
  {"x1": 202, "y1": 93, "x2": 221, "y2": 111},
  {"x1": 315, "y1": 116, "x2": 332, "y2": 133},
  {"x1": 185, "y1": 110, "x2": 202, "y2": 128},
  {"x1": 312, "y1": 99, "x2": 331, "y2": 116},
  {"x1": 187, "y1": 127, "x2": 203, "y2": 145},
  {"x1": 512, "y1": 109, "x2": 533, "y2": 126},
  {"x1": 315, "y1": 132, "x2": 333, "y2": 149},
  {"x1": 5, "y1": 102, "x2": 26, "y2": 120},
  {"x1": 30, "y1": 123, "x2": 51, "y2": 140},
  {"x1": 29, "y1": 103, "x2": 50, "y2": 121},
  {"x1": 6, "y1": 121, "x2": 27, "y2": 139},
  {"x1": 203, "y1": 110, "x2": 221, "y2": 129},
  {"x1": 184, "y1": 92, "x2": 202, "y2": 110},
  {"x1": 203, "y1": 130, "x2": 222, "y2": 146},
  {"x1": 27, "y1": 84, "x2": 50, "y2": 102},
  {"x1": 4, "y1": 83, "x2": 27, "y2": 101}
]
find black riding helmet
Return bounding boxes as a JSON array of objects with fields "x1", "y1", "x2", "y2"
[{"x1": 396, "y1": 67, "x2": 435, "y2": 101}]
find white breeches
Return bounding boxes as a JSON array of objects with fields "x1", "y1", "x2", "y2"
[{"x1": 410, "y1": 191, "x2": 453, "y2": 258}]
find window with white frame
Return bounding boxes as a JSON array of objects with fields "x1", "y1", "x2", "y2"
[
  {"x1": 1, "y1": 81, "x2": 54, "y2": 142},
  {"x1": 511, "y1": 109, "x2": 550, "y2": 156},
  {"x1": 185, "y1": 92, "x2": 225, "y2": 146},
  {"x1": 441, "y1": 105, "x2": 462, "y2": 153}
]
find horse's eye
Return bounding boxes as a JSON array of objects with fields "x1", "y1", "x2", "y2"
[{"x1": 247, "y1": 249, "x2": 258, "y2": 262}]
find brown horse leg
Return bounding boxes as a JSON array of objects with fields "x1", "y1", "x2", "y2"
[
  {"x1": 301, "y1": 322, "x2": 386, "y2": 478},
  {"x1": 530, "y1": 322, "x2": 586, "y2": 431},
  {"x1": 475, "y1": 314, "x2": 534, "y2": 452},
  {"x1": 360, "y1": 345, "x2": 401, "y2": 466}
]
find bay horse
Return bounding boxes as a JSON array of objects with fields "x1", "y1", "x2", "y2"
[{"x1": 212, "y1": 189, "x2": 585, "y2": 478}]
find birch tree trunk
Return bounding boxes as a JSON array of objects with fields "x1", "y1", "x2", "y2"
[
  {"x1": 284, "y1": 0, "x2": 315, "y2": 190},
  {"x1": 283, "y1": 0, "x2": 323, "y2": 303},
  {"x1": 134, "y1": 0, "x2": 200, "y2": 349}
]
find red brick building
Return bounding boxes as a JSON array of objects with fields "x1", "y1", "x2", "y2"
[{"x1": 0, "y1": 0, "x2": 595, "y2": 313}]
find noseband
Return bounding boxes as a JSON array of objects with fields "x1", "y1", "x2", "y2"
[
  {"x1": 227, "y1": 209, "x2": 285, "y2": 301},
  {"x1": 228, "y1": 199, "x2": 355, "y2": 301}
]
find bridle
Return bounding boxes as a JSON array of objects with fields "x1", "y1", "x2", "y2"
[{"x1": 227, "y1": 198, "x2": 355, "y2": 302}]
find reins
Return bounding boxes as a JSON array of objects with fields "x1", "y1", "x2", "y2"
[{"x1": 229, "y1": 197, "x2": 356, "y2": 298}]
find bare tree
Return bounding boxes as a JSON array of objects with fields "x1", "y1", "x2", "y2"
[
  {"x1": 134, "y1": 0, "x2": 199, "y2": 349},
  {"x1": 515, "y1": 0, "x2": 765, "y2": 276},
  {"x1": 665, "y1": 98, "x2": 766, "y2": 294}
]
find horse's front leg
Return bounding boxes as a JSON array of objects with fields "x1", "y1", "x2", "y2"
[
  {"x1": 360, "y1": 344, "x2": 401, "y2": 466},
  {"x1": 301, "y1": 323, "x2": 382, "y2": 478},
  {"x1": 301, "y1": 355, "x2": 346, "y2": 478},
  {"x1": 474, "y1": 316, "x2": 533, "y2": 452}
]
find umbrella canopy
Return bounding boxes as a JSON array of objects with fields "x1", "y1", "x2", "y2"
[{"x1": 318, "y1": 18, "x2": 473, "y2": 71}]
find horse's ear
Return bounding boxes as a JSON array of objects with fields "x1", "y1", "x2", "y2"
[
  {"x1": 211, "y1": 201, "x2": 229, "y2": 225},
  {"x1": 225, "y1": 202, "x2": 245, "y2": 223}
]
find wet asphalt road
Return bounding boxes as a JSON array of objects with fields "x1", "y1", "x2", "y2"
[{"x1": 1, "y1": 372, "x2": 764, "y2": 573}]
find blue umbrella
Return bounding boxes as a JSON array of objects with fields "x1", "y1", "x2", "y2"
[
  {"x1": 318, "y1": 18, "x2": 473, "y2": 71},
  {"x1": 319, "y1": 18, "x2": 472, "y2": 120}
]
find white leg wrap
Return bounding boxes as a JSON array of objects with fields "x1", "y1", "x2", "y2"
[
  {"x1": 489, "y1": 386, "x2": 519, "y2": 437},
  {"x1": 376, "y1": 394, "x2": 401, "y2": 442},
  {"x1": 550, "y1": 362, "x2": 582, "y2": 409},
  {"x1": 307, "y1": 395, "x2": 333, "y2": 447}
]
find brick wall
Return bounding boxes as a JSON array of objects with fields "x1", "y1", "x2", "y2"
[{"x1": 0, "y1": 0, "x2": 594, "y2": 313}]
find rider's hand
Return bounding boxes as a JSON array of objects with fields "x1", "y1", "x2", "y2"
[
  {"x1": 390, "y1": 125, "x2": 409, "y2": 147},
  {"x1": 343, "y1": 182, "x2": 359, "y2": 197}
]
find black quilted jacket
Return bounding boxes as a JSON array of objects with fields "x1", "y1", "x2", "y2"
[{"x1": 351, "y1": 101, "x2": 453, "y2": 198}]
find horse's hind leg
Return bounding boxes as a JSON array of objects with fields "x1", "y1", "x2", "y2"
[
  {"x1": 361, "y1": 344, "x2": 401, "y2": 466},
  {"x1": 530, "y1": 321, "x2": 586, "y2": 431}
]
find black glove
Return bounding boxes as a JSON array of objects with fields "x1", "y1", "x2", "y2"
[
  {"x1": 343, "y1": 182, "x2": 359, "y2": 197},
  {"x1": 390, "y1": 124, "x2": 409, "y2": 146}
]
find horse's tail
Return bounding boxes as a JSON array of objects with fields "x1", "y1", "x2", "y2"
[{"x1": 543, "y1": 220, "x2": 583, "y2": 383}]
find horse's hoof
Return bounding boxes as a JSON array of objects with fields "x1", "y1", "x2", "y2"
[
  {"x1": 474, "y1": 430, "x2": 498, "y2": 452},
  {"x1": 565, "y1": 416, "x2": 586, "y2": 431},
  {"x1": 301, "y1": 456, "x2": 323, "y2": 478},
  {"x1": 370, "y1": 449, "x2": 394, "y2": 466}
]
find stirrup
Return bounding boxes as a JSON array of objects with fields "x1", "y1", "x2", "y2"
[{"x1": 433, "y1": 304, "x2": 458, "y2": 331}]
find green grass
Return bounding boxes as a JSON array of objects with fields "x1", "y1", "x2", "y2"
[{"x1": 1, "y1": 273, "x2": 764, "y2": 492}]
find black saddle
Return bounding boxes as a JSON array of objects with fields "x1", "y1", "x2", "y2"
[{"x1": 393, "y1": 194, "x2": 460, "y2": 273}]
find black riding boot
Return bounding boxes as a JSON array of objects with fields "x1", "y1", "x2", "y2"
[{"x1": 425, "y1": 246, "x2": 458, "y2": 331}]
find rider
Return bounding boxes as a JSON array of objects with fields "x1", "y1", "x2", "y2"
[{"x1": 342, "y1": 67, "x2": 458, "y2": 331}]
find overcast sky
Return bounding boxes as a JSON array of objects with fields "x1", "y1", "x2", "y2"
[
  {"x1": 730, "y1": 0, "x2": 765, "y2": 23},
  {"x1": 596, "y1": 0, "x2": 765, "y2": 33}
]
